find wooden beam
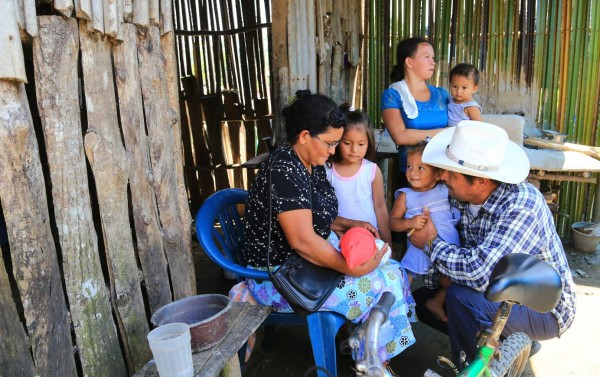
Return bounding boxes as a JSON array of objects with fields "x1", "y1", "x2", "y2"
[
  {"x1": 114, "y1": 23, "x2": 173, "y2": 314},
  {"x1": 79, "y1": 20, "x2": 151, "y2": 372},
  {"x1": 0, "y1": 251, "x2": 35, "y2": 376},
  {"x1": 528, "y1": 173, "x2": 596, "y2": 184},
  {"x1": 138, "y1": 26, "x2": 196, "y2": 299},
  {"x1": 524, "y1": 137, "x2": 600, "y2": 160},
  {"x1": 161, "y1": 30, "x2": 195, "y2": 272},
  {"x1": 33, "y1": 16, "x2": 127, "y2": 376},
  {"x1": 0, "y1": 81, "x2": 77, "y2": 377}
]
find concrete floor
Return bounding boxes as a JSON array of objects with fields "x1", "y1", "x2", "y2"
[{"x1": 193, "y1": 240, "x2": 599, "y2": 377}]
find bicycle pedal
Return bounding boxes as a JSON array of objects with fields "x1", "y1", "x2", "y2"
[{"x1": 529, "y1": 340, "x2": 542, "y2": 357}]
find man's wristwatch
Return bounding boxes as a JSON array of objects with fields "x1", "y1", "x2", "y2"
[{"x1": 423, "y1": 237, "x2": 436, "y2": 256}]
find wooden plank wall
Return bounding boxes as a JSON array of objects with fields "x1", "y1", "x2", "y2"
[{"x1": 0, "y1": 1, "x2": 195, "y2": 375}]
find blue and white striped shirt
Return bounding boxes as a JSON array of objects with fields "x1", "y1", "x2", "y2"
[{"x1": 426, "y1": 182, "x2": 576, "y2": 335}]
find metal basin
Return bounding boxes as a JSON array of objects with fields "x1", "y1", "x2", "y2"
[
  {"x1": 151, "y1": 294, "x2": 231, "y2": 352},
  {"x1": 572, "y1": 222, "x2": 600, "y2": 253}
]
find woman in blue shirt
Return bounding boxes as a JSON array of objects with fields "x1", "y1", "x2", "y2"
[{"x1": 381, "y1": 37, "x2": 449, "y2": 187}]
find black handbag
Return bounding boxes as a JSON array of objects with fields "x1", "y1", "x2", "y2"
[
  {"x1": 269, "y1": 252, "x2": 343, "y2": 317},
  {"x1": 265, "y1": 151, "x2": 342, "y2": 317}
]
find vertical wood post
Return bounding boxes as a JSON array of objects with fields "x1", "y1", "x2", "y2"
[
  {"x1": 0, "y1": 81, "x2": 77, "y2": 377},
  {"x1": 34, "y1": 16, "x2": 126, "y2": 376},
  {"x1": 114, "y1": 23, "x2": 172, "y2": 314},
  {"x1": 138, "y1": 26, "x2": 195, "y2": 299},
  {"x1": 0, "y1": 251, "x2": 36, "y2": 376},
  {"x1": 161, "y1": 30, "x2": 195, "y2": 288},
  {"x1": 79, "y1": 22, "x2": 151, "y2": 372}
]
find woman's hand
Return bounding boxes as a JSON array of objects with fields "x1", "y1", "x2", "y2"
[
  {"x1": 346, "y1": 243, "x2": 389, "y2": 277},
  {"x1": 382, "y1": 108, "x2": 445, "y2": 146},
  {"x1": 353, "y1": 220, "x2": 380, "y2": 239},
  {"x1": 332, "y1": 217, "x2": 380, "y2": 239}
]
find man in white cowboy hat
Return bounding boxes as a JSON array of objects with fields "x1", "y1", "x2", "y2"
[{"x1": 409, "y1": 121, "x2": 576, "y2": 366}]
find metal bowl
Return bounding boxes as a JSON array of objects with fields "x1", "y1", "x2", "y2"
[
  {"x1": 151, "y1": 294, "x2": 231, "y2": 352},
  {"x1": 542, "y1": 129, "x2": 567, "y2": 143},
  {"x1": 572, "y1": 222, "x2": 600, "y2": 253}
]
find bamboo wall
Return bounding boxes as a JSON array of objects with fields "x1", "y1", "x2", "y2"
[
  {"x1": 365, "y1": 0, "x2": 600, "y2": 237},
  {"x1": 272, "y1": 0, "x2": 363, "y2": 116},
  {"x1": 173, "y1": 0, "x2": 365, "y2": 212},
  {"x1": 173, "y1": 0, "x2": 273, "y2": 212},
  {"x1": 0, "y1": 1, "x2": 195, "y2": 376}
]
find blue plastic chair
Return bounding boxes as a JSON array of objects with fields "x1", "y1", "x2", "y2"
[{"x1": 196, "y1": 188, "x2": 347, "y2": 377}]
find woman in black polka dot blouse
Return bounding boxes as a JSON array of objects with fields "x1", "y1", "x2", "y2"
[{"x1": 241, "y1": 90, "x2": 417, "y2": 362}]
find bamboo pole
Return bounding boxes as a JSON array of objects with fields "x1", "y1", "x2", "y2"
[
  {"x1": 23, "y1": 0, "x2": 38, "y2": 37},
  {"x1": 15, "y1": 0, "x2": 25, "y2": 30},
  {"x1": 53, "y1": 0, "x2": 74, "y2": 17},
  {"x1": 161, "y1": 0, "x2": 173, "y2": 33},
  {"x1": 557, "y1": 0, "x2": 571, "y2": 131},
  {"x1": 104, "y1": 0, "x2": 118, "y2": 38},
  {"x1": 90, "y1": 0, "x2": 104, "y2": 33},
  {"x1": 124, "y1": 0, "x2": 132, "y2": 20},
  {"x1": 133, "y1": 0, "x2": 149, "y2": 26},
  {"x1": 0, "y1": 0, "x2": 27, "y2": 82},
  {"x1": 306, "y1": 0, "x2": 316, "y2": 92},
  {"x1": 149, "y1": 0, "x2": 159, "y2": 25}
]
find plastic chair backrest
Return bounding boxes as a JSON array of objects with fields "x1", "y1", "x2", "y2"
[{"x1": 195, "y1": 188, "x2": 269, "y2": 281}]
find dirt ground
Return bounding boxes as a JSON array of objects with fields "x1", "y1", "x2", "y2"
[
  {"x1": 520, "y1": 243, "x2": 600, "y2": 377},
  {"x1": 194, "y1": 239, "x2": 600, "y2": 377}
]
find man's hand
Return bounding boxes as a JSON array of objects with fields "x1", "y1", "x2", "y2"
[{"x1": 410, "y1": 207, "x2": 437, "y2": 249}]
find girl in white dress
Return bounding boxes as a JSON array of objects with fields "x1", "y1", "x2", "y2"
[{"x1": 325, "y1": 109, "x2": 391, "y2": 244}]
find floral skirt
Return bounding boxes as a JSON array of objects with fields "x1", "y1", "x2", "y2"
[{"x1": 241, "y1": 259, "x2": 416, "y2": 362}]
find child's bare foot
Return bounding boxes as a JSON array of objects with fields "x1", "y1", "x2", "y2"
[{"x1": 425, "y1": 298, "x2": 448, "y2": 322}]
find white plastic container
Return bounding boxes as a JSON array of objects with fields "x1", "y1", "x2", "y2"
[{"x1": 147, "y1": 322, "x2": 193, "y2": 377}]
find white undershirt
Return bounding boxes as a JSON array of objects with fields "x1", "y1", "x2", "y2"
[{"x1": 468, "y1": 203, "x2": 483, "y2": 217}]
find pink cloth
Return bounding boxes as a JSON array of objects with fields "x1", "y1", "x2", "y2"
[{"x1": 229, "y1": 281, "x2": 257, "y2": 361}]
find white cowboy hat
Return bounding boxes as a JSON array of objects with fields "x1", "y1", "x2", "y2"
[{"x1": 422, "y1": 120, "x2": 530, "y2": 184}]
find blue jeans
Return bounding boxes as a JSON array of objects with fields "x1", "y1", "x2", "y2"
[{"x1": 413, "y1": 283, "x2": 559, "y2": 365}]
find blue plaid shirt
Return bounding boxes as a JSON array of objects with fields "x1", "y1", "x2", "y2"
[{"x1": 426, "y1": 182, "x2": 576, "y2": 335}]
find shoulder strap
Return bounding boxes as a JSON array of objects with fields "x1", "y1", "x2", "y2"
[{"x1": 265, "y1": 149, "x2": 312, "y2": 278}]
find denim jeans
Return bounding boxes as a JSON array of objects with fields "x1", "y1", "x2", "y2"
[{"x1": 413, "y1": 283, "x2": 559, "y2": 365}]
